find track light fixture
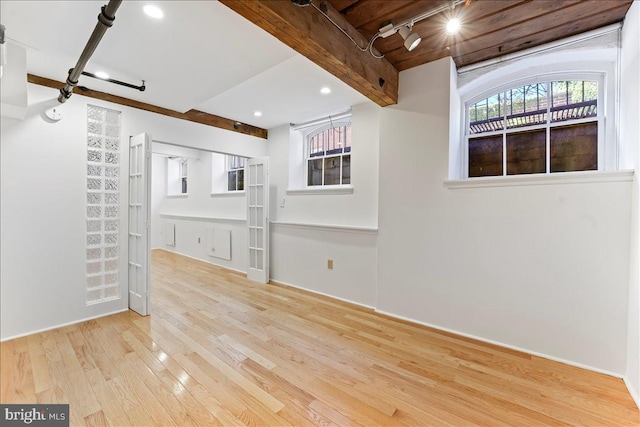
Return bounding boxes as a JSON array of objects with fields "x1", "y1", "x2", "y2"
[
  {"x1": 293, "y1": 0, "x2": 471, "y2": 59},
  {"x1": 398, "y1": 25, "x2": 421, "y2": 51}
]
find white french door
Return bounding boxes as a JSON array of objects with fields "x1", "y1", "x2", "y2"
[
  {"x1": 246, "y1": 157, "x2": 269, "y2": 283},
  {"x1": 128, "y1": 133, "x2": 151, "y2": 315}
]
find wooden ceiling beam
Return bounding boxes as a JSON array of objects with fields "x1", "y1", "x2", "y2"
[
  {"x1": 219, "y1": 0, "x2": 398, "y2": 107},
  {"x1": 27, "y1": 74, "x2": 268, "y2": 139}
]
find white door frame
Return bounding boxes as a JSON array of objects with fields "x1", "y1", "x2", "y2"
[
  {"x1": 128, "y1": 133, "x2": 151, "y2": 315},
  {"x1": 246, "y1": 157, "x2": 269, "y2": 283}
]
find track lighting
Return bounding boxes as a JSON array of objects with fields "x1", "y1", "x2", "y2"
[
  {"x1": 446, "y1": 18, "x2": 461, "y2": 35},
  {"x1": 398, "y1": 26, "x2": 421, "y2": 51}
]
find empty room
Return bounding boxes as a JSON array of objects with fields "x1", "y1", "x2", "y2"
[{"x1": 1, "y1": 0, "x2": 639, "y2": 426}]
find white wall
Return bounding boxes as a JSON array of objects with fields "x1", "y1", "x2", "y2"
[
  {"x1": 377, "y1": 57, "x2": 632, "y2": 375},
  {"x1": 0, "y1": 83, "x2": 267, "y2": 340},
  {"x1": 150, "y1": 145, "x2": 248, "y2": 273},
  {"x1": 621, "y1": 0, "x2": 640, "y2": 407},
  {"x1": 267, "y1": 102, "x2": 380, "y2": 307}
]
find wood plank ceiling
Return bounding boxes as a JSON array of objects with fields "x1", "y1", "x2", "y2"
[{"x1": 327, "y1": 0, "x2": 634, "y2": 70}]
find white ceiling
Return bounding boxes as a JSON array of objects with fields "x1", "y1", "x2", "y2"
[{"x1": 0, "y1": 0, "x2": 368, "y2": 129}]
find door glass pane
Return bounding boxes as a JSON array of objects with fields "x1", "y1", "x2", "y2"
[
  {"x1": 257, "y1": 207, "x2": 263, "y2": 227},
  {"x1": 250, "y1": 249, "x2": 257, "y2": 268},
  {"x1": 468, "y1": 135, "x2": 503, "y2": 177},
  {"x1": 257, "y1": 249, "x2": 263, "y2": 270},
  {"x1": 256, "y1": 164, "x2": 264, "y2": 185},
  {"x1": 506, "y1": 130, "x2": 546, "y2": 175},
  {"x1": 256, "y1": 186, "x2": 263, "y2": 206},
  {"x1": 257, "y1": 230, "x2": 263, "y2": 250},
  {"x1": 250, "y1": 228, "x2": 256, "y2": 248},
  {"x1": 550, "y1": 122, "x2": 597, "y2": 172}
]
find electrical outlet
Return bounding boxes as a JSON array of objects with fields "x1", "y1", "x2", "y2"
[{"x1": 327, "y1": 259, "x2": 333, "y2": 270}]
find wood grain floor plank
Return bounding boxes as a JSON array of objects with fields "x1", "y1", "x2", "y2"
[{"x1": 1, "y1": 249, "x2": 637, "y2": 427}]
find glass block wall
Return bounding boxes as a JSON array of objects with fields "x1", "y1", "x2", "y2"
[{"x1": 86, "y1": 105, "x2": 121, "y2": 303}]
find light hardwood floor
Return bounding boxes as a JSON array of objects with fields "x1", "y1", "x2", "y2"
[{"x1": 1, "y1": 249, "x2": 638, "y2": 426}]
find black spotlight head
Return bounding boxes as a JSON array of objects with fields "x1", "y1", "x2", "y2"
[{"x1": 291, "y1": 0, "x2": 313, "y2": 6}]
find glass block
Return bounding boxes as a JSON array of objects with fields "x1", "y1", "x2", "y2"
[
  {"x1": 105, "y1": 233, "x2": 118, "y2": 244},
  {"x1": 105, "y1": 110, "x2": 120, "y2": 124},
  {"x1": 87, "y1": 234, "x2": 101, "y2": 245},
  {"x1": 87, "y1": 219, "x2": 101, "y2": 232},
  {"x1": 87, "y1": 135, "x2": 103, "y2": 149},
  {"x1": 87, "y1": 288, "x2": 103, "y2": 302},
  {"x1": 105, "y1": 167, "x2": 119, "y2": 177},
  {"x1": 104, "y1": 286, "x2": 119, "y2": 299},
  {"x1": 105, "y1": 206, "x2": 118, "y2": 217},
  {"x1": 87, "y1": 261, "x2": 102, "y2": 274},
  {"x1": 87, "y1": 248, "x2": 101, "y2": 260},
  {"x1": 88, "y1": 150, "x2": 102, "y2": 163},
  {"x1": 88, "y1": 121, "x2": 103, "y2": 135},
  {"x1": 105, "y1": 246, "x2": 118, "y2": 258},
  {"x1": 105, "y1": 259, "x2": 118, "y2": 271},
  {"x1": 105, "y1": 126, "x2": 120, "y2": 138},
  {"x1": 105, "y1": 152, "x2": 119, "y2": 164},
  {"x1": 105, "y1": 138, "x2": 119, "y2": 151},
  {"x1": 87, "y1": 165, "x2": 102, "y2": 176},
  {"x1": 87, "y1": 206, "x2": 102, "y2": 218},
  {"x1": 87, "y1": 193, "x2": 101, "y2": 205},
  {"x1": 88, "y1": 106, "x2": 103, "y2": 120},
  {"x1": 105, "y1": 272, "x2": 118, "y2": 285},
  {"x1": 104, "y1": 220, "x2": 118, "y2": 231},
  {"x1": 105, "y1": 179, "x2": 118, "y2": 191},
  {"x1": 87, "y1": 178, "x2": 102, "y2": 190},
  {"x1": 105, "y1": 193, "x2": 118, "y2": 204}
]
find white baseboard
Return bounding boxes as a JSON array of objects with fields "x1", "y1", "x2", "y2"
[
  {"x1": 1, "y1": 308, "x2": 129, "y2": 342},
  {"x1": 624, "y1": 376, "x2": 640, "y2": 409},
  {"x1": 374, "y1": 309, "x2": 624, "y2": 379},
  {"x1": 269, "y1": 278, "x2": 375, "y2": 310}
]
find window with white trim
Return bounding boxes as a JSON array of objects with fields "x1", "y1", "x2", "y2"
[
  {"x1": 465, "y1": 75, "x2": 603, "y2": 178},
  {"x1": 227, "y1": 155, "x2": 246, "y2": 192},
  {"x1": 167, "y1": 157, "x2": 188, "y2": 195},
  {"x1": 306, "y1": 121, "x2": 352, "y2": 186}
]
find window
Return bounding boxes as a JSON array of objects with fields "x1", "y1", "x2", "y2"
[
  {"x1": 466, "y1": 77, "x2": 602, "y2": 178},
  {"x1": 227, "y1": 155, "x2": 246, "y2": 192},
  {"x1": 179, "y1": 159, "x2": 188, "y2": 193},
  {"x1": 306, "y1": 122, "x2": 352, "y2": 186},
  {"x1": 167, "y1": 157, "x2": 188, "y2": 195}
]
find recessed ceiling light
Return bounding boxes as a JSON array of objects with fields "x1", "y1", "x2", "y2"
[
  {"x1": 143, "y1": 4, "x2": 164, "y2": 19},
  {"x1": 446, "y1": 18, "x2": 461, "y2": 35},
  {"x1": 320, "y1": 87, "x2": 331, "y2": 94},
  {"x1": 253, "y1": 111, "x2": 262, "y2": 117},
  {"x1": 94, "y1": 71, "x2": 109, "y2": 80}
]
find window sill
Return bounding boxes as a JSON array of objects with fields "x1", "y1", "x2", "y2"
[
  {"x1": 444, "y1": 170, "x2": 634, "y2": 189},
  {"x1": 210, "y1": 192, "x2": 245, "y2": 198},
  {"x1": 167, "y1": 194, "x2": 188, "y2": 198},
  {"x1": 286, "y1": 185, "x2": 354, "y2": 196}
]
